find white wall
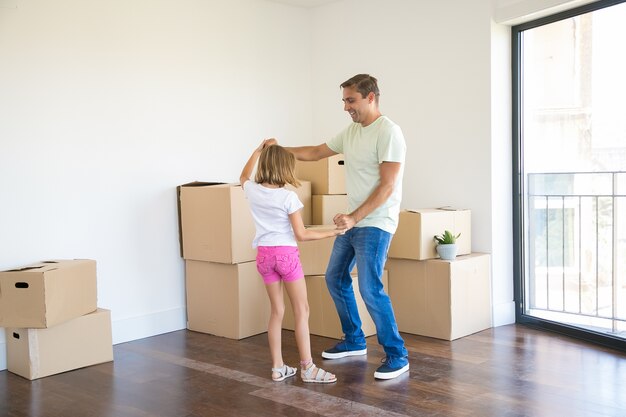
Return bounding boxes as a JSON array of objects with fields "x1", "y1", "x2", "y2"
[
  {"x1": 0, "y1": 0, "x2": 313, "y2": 370},
  {"x1": 310, "y1": 0, "x2": 511, "y2": 324},
  {"x1": 307, "y1": 0, "x2": 597, "y2": 328},
  {"x1": 0, "y1": 0, "x2": 594, "y2": 371},
  {"x1": 491, "y1": 19, "x2": 515, "y2": 325}
]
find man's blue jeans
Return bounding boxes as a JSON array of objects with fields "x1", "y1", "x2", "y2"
[{"x1": 325, "y1": 226, "x2": 408, "y2": 359}]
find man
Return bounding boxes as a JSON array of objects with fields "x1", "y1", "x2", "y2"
[{"x1": 285, "y1": 74, "x2": 409, "y2": 380}]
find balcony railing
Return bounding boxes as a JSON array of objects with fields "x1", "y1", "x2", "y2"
[{"x1": 526, "y1": 171, "x2": 626, "y2": 337}]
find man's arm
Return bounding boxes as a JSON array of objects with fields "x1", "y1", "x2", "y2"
[
  {"x1": 284, "y1": 143, "x2": 337, "y2": 161},
  {"x1": 333, "y1": 161, "x2": 402, "y2": 230}
]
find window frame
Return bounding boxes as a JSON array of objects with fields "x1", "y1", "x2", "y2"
[{"x1": 512, "y1": 0, "x2": 626, "y2": 352}]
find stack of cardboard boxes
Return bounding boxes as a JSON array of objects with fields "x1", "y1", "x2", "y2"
[
  {"x1": 386, "y1": 209, "x2": 493, "y2": 340},
  {"x1": 177, "y1": 181, "x2": 312, "y2": 340},
  {"x1": 0, "y1": 259, "x2": 113, "y2": 380},
  {"x1": 178, "y1": 170, "x2": 491, "y2": 343},
  {"x1": 178, "y1": 158, "x2": 384, "y2": 341},
  {"x1": 293, "y1": 155, "x2": 348, "y2": 276},
  {"x1": 297, "y1": 154, "x2": 349, "y2": 225},
  {"x1": 282, "y1": 156, "x2": 387, "y2": 339}
]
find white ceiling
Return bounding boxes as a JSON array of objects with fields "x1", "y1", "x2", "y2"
[{"x1": 266, "y1": 0, "x2": 341, "y2": 8}]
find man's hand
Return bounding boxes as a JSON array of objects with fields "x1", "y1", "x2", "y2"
[{"x1": 333, "y1": 213, "x2": 357, "y2": 231}]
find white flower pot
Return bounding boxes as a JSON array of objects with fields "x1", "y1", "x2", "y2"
[{"x1": 436, "y1": 243, "x2": 458, "y2": 260}]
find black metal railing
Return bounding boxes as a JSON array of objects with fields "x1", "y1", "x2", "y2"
[{"x1": 526, "y1": 171, "x2": 626, "y2": 336}]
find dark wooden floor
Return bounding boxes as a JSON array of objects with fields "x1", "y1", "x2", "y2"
[{"x1": 1, "y1": 324, "x2": 626, "y2": 417}]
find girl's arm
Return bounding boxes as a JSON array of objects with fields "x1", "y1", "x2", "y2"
[
  {"x1": 289, "y1": 210, "x2": 345, "y2": 241},
  {"x1": 239, "y1": 138, "x2": 276, "y2": 188}
]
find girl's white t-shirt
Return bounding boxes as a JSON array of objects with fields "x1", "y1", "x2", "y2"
[{"x1": 243, "y1": 180, "x2": 303, "y2": 248}]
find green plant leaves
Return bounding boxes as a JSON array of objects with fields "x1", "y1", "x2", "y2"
[{"x1": 433, "y1": 230, "x2": 461, "y2": 244}]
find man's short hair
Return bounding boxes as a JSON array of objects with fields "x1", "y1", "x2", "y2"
[{"x1": 340, "y1": 74, "x2": 380, "y2": 101}]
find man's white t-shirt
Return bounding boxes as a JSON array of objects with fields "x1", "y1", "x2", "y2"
[
  {"x1": 243, "y1": 180, "x2": 303, "y2": 248},
  {"x1": 326, "y1": 115, "x2": 406, "y2": 234}
]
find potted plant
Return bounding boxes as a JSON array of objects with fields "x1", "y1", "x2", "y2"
[{"x1": 433, "y1": 230, "x2": 461, "y2": 260}]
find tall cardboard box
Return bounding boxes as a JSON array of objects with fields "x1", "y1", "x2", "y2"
[
  {"x1": 0, "y1": 259, "x2": 97, "y2": 328},
  {"x1": 6, "y1": 308, "x2": 113, "y2": 380},
  {"x1": 387, "y1": 253, "x2": 492, "y2": 341},
  {"x1": 297, "y1": 226, "x2": 356, "y2": 276},
  {"x1": 311, "y1": 194, "x2": 348, "y2": 225},
  {"x1": 178, "y1": 182, "x2": 256, "y2": 264},
  {"x1": 297, "y1": 226, "x2": 336, "y2": 276},
  {"x1": 388, "y1": 208, "x2": 471, "y2": 261},
  {"x1": 295, "y1": 154, "x2": 346, "y2": 195},
  {"x1": 185, "y1": 260, "x2": 270, "y2": 340},
  {"x1": 286, "y1": 180, "x2": 312, "y2": 225},
  {"x1": 282, "y1": 271, "x2": 388, "y2": 339}
]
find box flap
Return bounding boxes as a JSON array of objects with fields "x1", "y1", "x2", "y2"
[
  {"x1": 404, "y1": 207, "x2": 468, "y2": 214},
  {"x1": 3, "y1": 262, "x2": 54, "y2": 274},
  {"x1": 436, "y1": 206, "x2": 469, "y2": 211}
]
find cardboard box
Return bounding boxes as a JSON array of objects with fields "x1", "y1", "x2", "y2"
[
  {"x1": 386, "y1": 253, "x2": 492, "y2": 341},
  {"x1": 283, "y1": 271, "x2": 388, "y2": 339},
  {"x1": 297, "y1": 226, "x2": 356, "y2": 276},
  {"x1": 6, "y1": 308, "x2": 113, "y2": 380},
  {"x1": 0, "y1": 259, "x2": 98, "y2": 328},
  {"x1": 178, "y1": 182, "x2": 256, "y2": 264},
  {"x1": 295, "y1": 154, "x2": 346, "y2": 195},
  {"x1": 388, "y1": 208, "x2": 471, "y2": 261},
  {"x1": 185, "y1": 260, "x2": 270, "y2": 340},
  {"x1": 286, "y1": 180, "x2": 312, "y2": 225},
  {"x1": 311, "y1": 194, "x2": 348, "y2": 225},
  {"x1": 297, "y1": 226, "x2": 336, "y2": 276}
]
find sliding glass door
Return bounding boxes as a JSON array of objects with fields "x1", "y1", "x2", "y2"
[{"x1": 513, "y1": 0, "x2": 626, "y2": 349}]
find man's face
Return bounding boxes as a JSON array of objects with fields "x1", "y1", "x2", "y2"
[{"x1": 342, "y1": 86, "x2": 372, "y2": 124}]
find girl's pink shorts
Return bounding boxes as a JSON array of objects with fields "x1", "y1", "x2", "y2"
[{"x1": 256, "y1": 245, "x2": 304, "y2": 284}]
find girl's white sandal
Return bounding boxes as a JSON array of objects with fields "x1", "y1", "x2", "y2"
[
  {"x1": 301, "y1": 364, "x2": 337, "y2": 384},
  {"x1": 271, "y1": 364, "x2": 297, "y2": 382}
]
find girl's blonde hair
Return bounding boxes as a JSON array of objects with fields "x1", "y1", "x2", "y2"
[{"x1": 255, "y1": 145, "x2": 301, "y2": 188}]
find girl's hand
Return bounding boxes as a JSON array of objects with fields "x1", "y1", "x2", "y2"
[
  {"x1": 256, "y1": 137, "x2": 277, "y2": 152},
  {"x1": 334, "y1": 227, "x2": 347, "y2": 236}
]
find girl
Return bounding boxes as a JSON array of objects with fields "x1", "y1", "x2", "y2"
[{"x1": 240, "y1": 138, "x2": 342, "y2": 384}]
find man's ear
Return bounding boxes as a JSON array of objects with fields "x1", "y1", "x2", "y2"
[{"x1": 367, "y1": 91, "x2": 376, "y2": 103}]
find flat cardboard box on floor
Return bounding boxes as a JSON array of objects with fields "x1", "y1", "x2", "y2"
[
  {"x1": 295, "y1": 154, "x2": 346, "y2": 195},
  {"x1": 311, "y1": 194, "x2": 348, "y2": 225},
  {"x1": 282, "y1": 271, "x2": 388, "y2": 339},
  {"x1": 185, "y1": 260, "x2": 270, "y2": 340},
  {"x1": 388, "y1": 208, "x2": 472, "y2": 261},
  {"x1": 386, "y1": 253, "x2": 492, "y2": 341},
  {"x1": 178, "y1": 182, "x2": 256, "y2": 264},
  {"x1": 6, "y1": 308, "x2": 113, "y2": 380},
  {"x1": 0, "y1": 259, "x2": 98, "y2": 328}
]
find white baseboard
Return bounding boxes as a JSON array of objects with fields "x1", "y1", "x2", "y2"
[
  {"x1": 493, "y1": 300, "x2": 516, "y2": 327},
  {"x1": 0, "y1": 307, "x2": 187, "y2": 372},
  {"x1": 0, "y1": 329, "x2": 6, "y2": 371},
  {"x1": 111, "y1": 307, "x2": 187, "y2": 345}
]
